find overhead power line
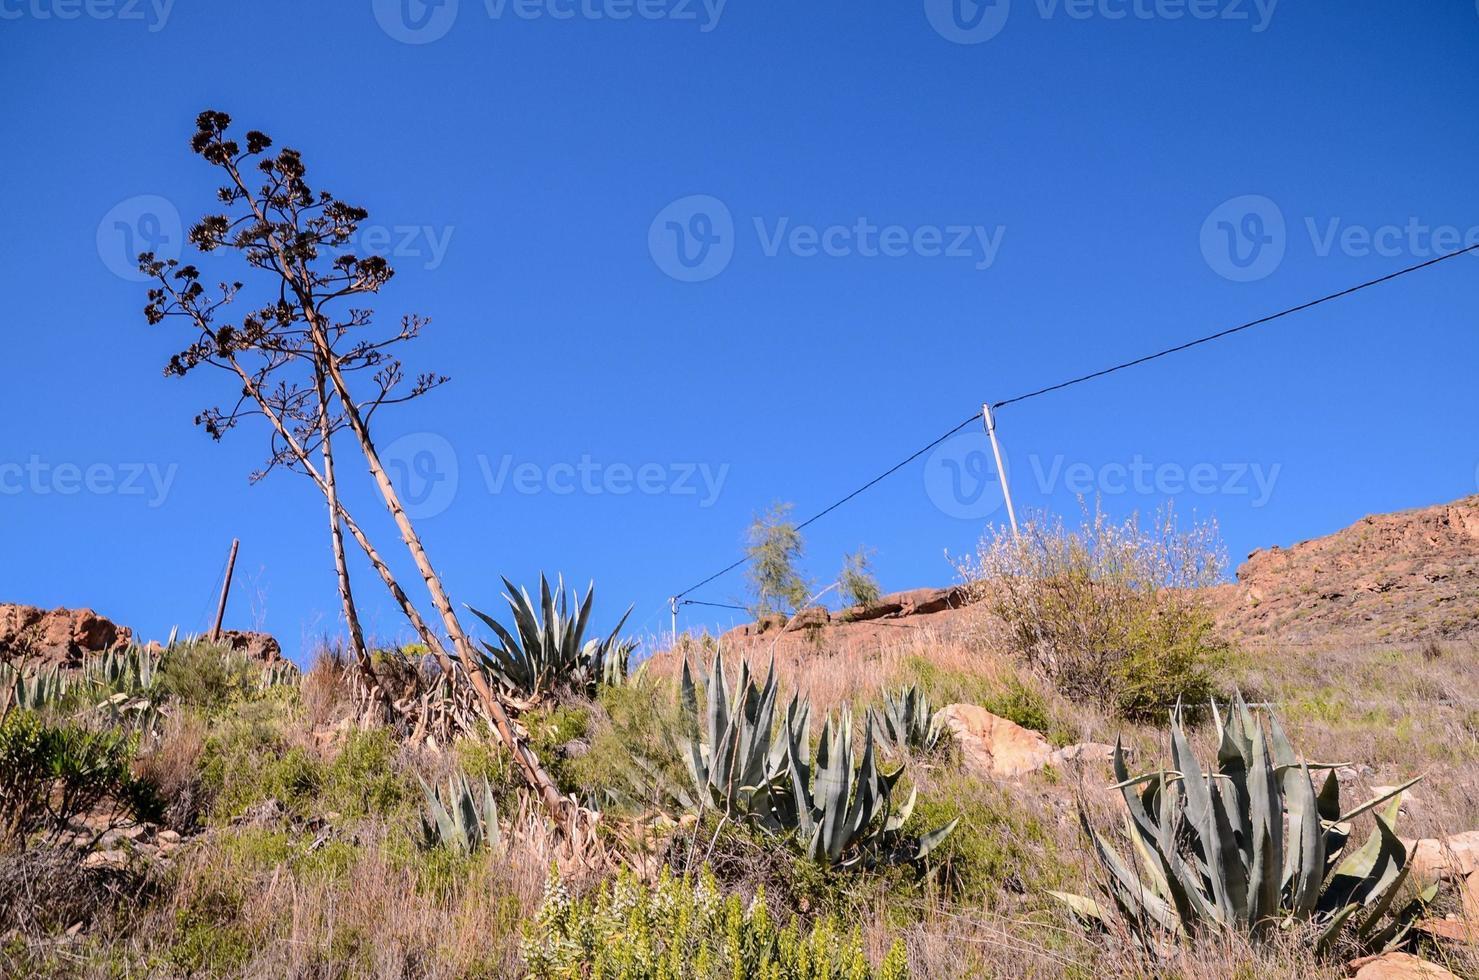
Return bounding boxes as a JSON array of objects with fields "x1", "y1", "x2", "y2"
[
  {"x1": 992, "y1": 243, "x2": 1479, "y2": 409},
  {"x1": 672, "y1": 243, "x2": 1479, "y2": 604}
]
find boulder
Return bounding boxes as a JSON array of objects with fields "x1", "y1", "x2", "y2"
[
  {"x1": 219, "y1": 630, "x2": 282, "y2": 663},
  {"x1": 783, "y1": 606, "x2": 831, "y2": 631},
  {"x1": 0, "y1": 603, "x2": 132, "y2": 664},
  {"x1": 1347, "y1": 952, "x2": 1458, "y2": 979},
  {"x1": 935, "y1": 704, "x2": 1053, "y2": 779},
  {"x1": 1404, "y1": 831, "x2": 1479, "y2": 885}
]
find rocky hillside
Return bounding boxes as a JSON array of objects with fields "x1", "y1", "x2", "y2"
[
  {"x1": 715, "y1": 495, "x2": 1479, "y2": 653},
  {"x1": 1211, "y1": 494, "x2": 1479, "y2": 647}
]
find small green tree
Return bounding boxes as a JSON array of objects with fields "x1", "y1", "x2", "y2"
[
  {"x1": 839, "y1": 547, "x2": 882, "y2": 610},
  {"x1": 745, "y1": 502, "x2": 809, "y2": 617}
]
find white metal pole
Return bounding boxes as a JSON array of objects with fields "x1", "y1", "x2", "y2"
[
  {"x1": 982, "y1": 403, "x2": 1020, "y2": 539},
  {"x1": 670, "y1": 597, "x2": 679, "y2": 649}
]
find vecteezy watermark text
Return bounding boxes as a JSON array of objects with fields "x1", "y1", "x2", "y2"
[
  {"x1": 0, "y1": 0, "x2": 174, "y2": 31},
  {"x1": 924, "y1": 433, "x2": 1280, "y2": 519},
  {"x1": 0, "y1": 457, "x2": 179, "y2": 508},
  {"x1": 478, "y1": 455, "x2": 728, "y2": 505},
  {"x1": 373, "y1": 0, "x2": 726, "y2": 44},
  {"x1": 1201, "y1": 195, "x2": 1479, "y2": 282},
  {"x1": 323, "y1": 223, "x2": 456, "y2": 271},
  {"x1": 925, "y1": 0, "x2": 1277, "y2": 45},
  {"x1": 649, "y1": 194, "x2": 1006, "y2": 283},
  {"x1": 381, "y1": 432, "x2": 730, "y2": 519}
]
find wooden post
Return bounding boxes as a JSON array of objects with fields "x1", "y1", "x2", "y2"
[
  {"x1": 210, "y1": 538, "x2": 240, "y2": 643},
  {"x1": 982, "y1": 404, "x2": 1020, "y2": 539}
]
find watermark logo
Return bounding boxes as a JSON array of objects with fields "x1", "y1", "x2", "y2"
[
  {"x1": 0, "y1": 457, "x2": 179, "y2": 508},
  {"x1": 323, "y1": 223, "x2": 456, "y2": 271},
  {"x1": 925, "y1": 0, "x2": 1011, "y2": 44},
  {"x1": 383, "y1": 432, "x2": 460, "y2": 519},
  {"x1": 924, "y1": 433, "x2": 1006, "y2": 520},
  {"x1": 375, "y1": 0, "x2": 725, "y2": 42},
  {"x1": 373, "y1": 0, "x2": 459, "y2": 44},
  {"x1": 476, "y1": 454, "x2": 729, "y2": 505},
  {"x1": 0, "y1": 0, "x2": 175, "y2": 31},
  {"x1": 649, "y1": 194, "x2": 1006, "y2": 282},
  {"x1": 1202, "y1": 196, "x2": 1479, "y2": 282},
  {"x1": 483, "y1": 0, "x2": 727, "y2": 30},
  {"x1": 98, "y1": 195, "x2": 182, "y2": 282},
  {"x1": 649, "y1": 195, "x2": 735, "y2": 283},
  {"x1": 1200, "y1": 194, "x2": 1286, "y2": 282},
  {"x1": 1030, "y1": 455, "x2": 1280, "y2": 507}
]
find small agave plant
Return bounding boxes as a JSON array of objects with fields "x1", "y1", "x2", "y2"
[
  {"x1": 678, "y1": 649, "x2": 796, "y2": 823},
  {"x1": 469, "y1": 575, "x2": 633, "y2": 701},
  {"x1": 870, "y1": 684, "x2": 944, "y2": 757},
  {"x1": 780, "y1": 702, "x2": 958, "y2": 868},
  {"x1": 677, "y1": 650, "x2": 957, "y2": 867},
  {"x1": 419, "y1": 772, "x2": 502, "y2": 854},
  {"x1": 1057, "y1": 696, "x2": 1433, "y2": 955}
]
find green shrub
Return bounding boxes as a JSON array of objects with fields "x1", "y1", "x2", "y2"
[
  {"x1": 322, "y1": 728, "x2": 411, "y2": 820},
  {"x1": 958, "y1": 503, "x2": 1229, "y2": 720},
  {"x1": 0, "y1": 711, "x2": 152, "y2": 847},
  {"x1": 201, "y1": 724, "x2": 323, "y2": 822},
  {"x1": 522, "y1": 867, "x2": 908, "y2": 979},
  {"x1": 904, "y1": 774, "x2": 1069, "y2": 906},
  {"x1": 156, "y1": 642, "x2": 256, "y2": 709}
]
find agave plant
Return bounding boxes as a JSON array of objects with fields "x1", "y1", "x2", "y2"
[
  {"x1": 870, "y1": 684, "x2": 944, "y2": 756},
  {"x1": 678, "y1": 649, "x2": 797, "y2": 823},
  {"x1": 419, "y1": 772, "x2": 502, "y2": 854},
  {"x1": 781, "y1": 702, "x2": 958, "y2": 868},
  {"x1": 1057, "y1": 696, "x2": 1432, "y2": 955},
  {"x1": 83, "y1": 647, "x2": 161, "y2": 698},
  {"x1": 2, "y1": 663, "x2": 68, "y2": 711},
  {"x1": 257, "y1": 660, "x2": 301, "y2": 691},
  {"x1": 468, "y1": 575, "x2": 633, "y2": 700},
  {"x1": 592, "y1": 636, "x2": 640, "y2": 689}
]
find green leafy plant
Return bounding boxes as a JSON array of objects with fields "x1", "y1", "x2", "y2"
[
  {"x1": 0, "y1": 711, "x2": 151, "y2": 848},
  {"x1": 418, "y1": 772, "x2": 501, "y2": 854},
  {"x1": 870, "y1": 685, "x2": 944, "y2": 757},
  {"x1": 468, "y1": 574, "x2": 632, "y2": 701},
  {"x1": 746, "y1": 502, "x2": 810, "y2": 618},
  {"x1": 522, "y1": 867, "x2": 909, "y2": 979},
  {"x1": 1057, "y1": 696, "x2": 1433, "y2": 956}
]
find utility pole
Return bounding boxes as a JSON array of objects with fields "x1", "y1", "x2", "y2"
[
  {"x1": 210, "y1": 538, "x2": 240, "y2": 643},
  {"x1": 982, "y1": 404, "x2": 1020, "y2": 539},
  {"x1": 670, "y1": 596, "x2": 679, "y2": 650}
]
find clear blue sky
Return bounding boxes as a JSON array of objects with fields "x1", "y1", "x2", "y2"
[{"x1": 2, "y1": 0, "x2": 1477, "y2": 661}]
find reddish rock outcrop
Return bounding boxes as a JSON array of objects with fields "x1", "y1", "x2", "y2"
[
  {"x1": 1210, "y1": 495, "x2": 1479, "y2": 647},
  {"x1": 219, "y1": 630, "x2": 283, "y2": 663},
  {"x1": 0, "y1": 603, "x2": 132, "y2": 664}
]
